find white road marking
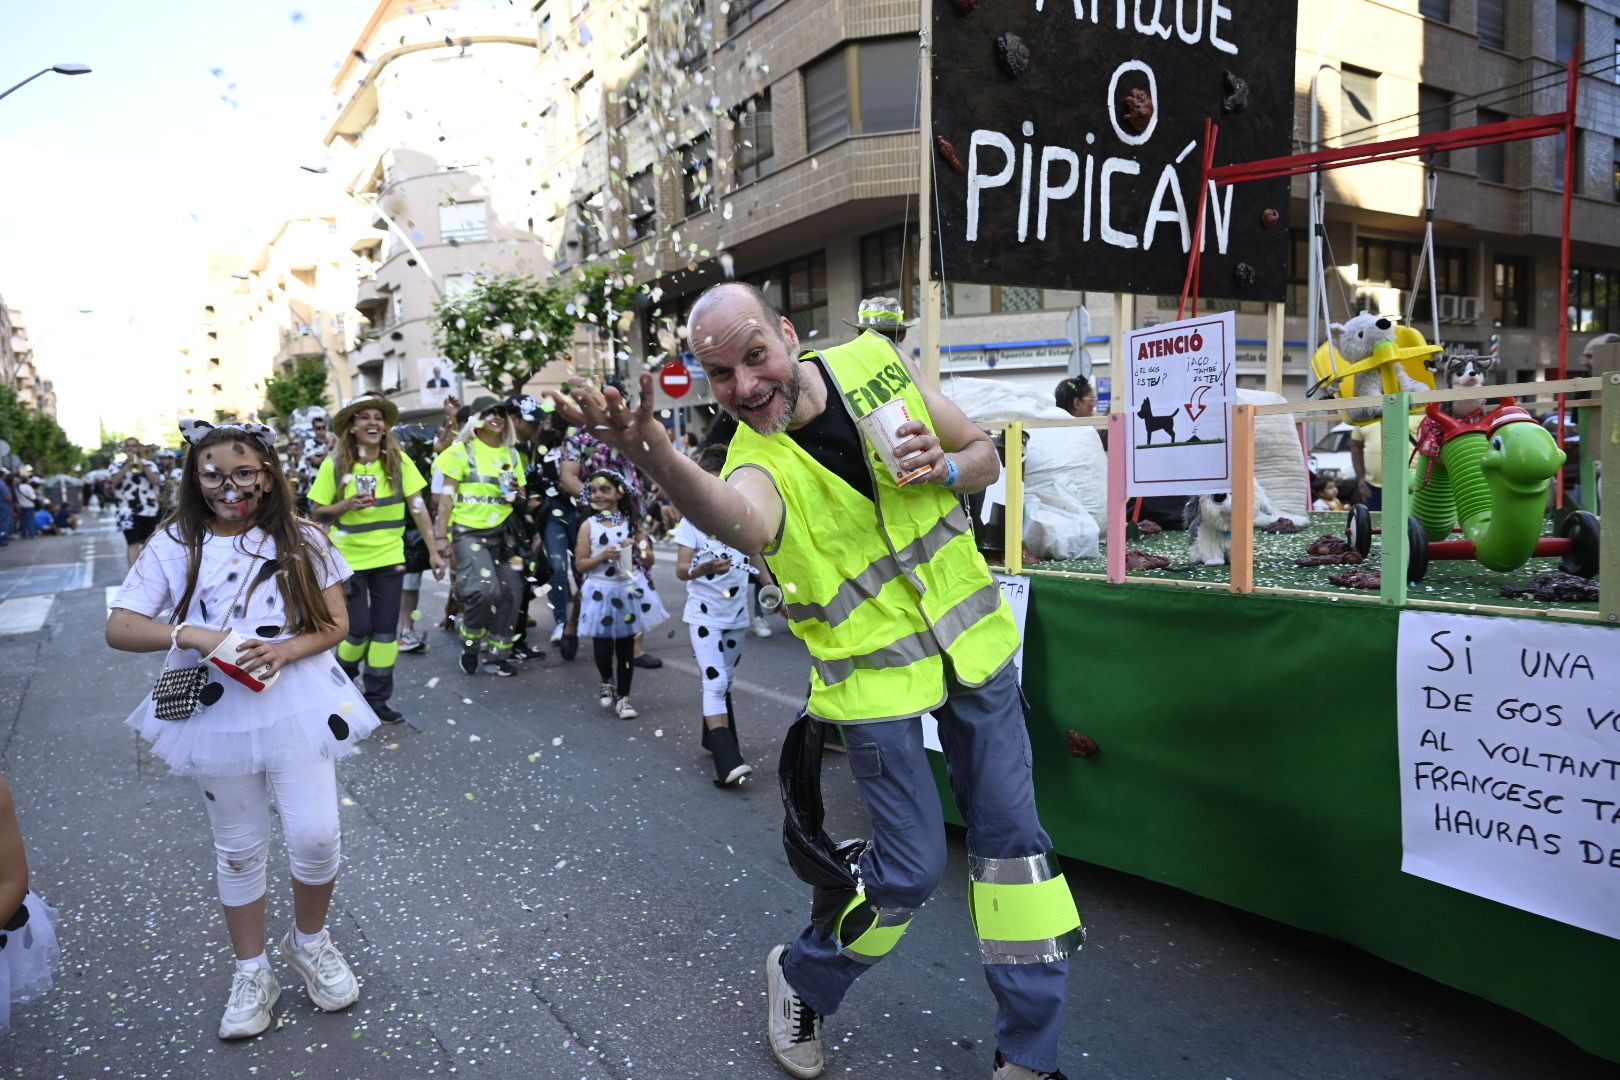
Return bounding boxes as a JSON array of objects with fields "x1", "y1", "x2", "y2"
[{"x1": 0, "y1": 595, "x2": 54, "y2": 636}]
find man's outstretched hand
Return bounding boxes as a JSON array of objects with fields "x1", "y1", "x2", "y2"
[{"x1": 545, "y1": 372, "x2": 672, "y2": 466}]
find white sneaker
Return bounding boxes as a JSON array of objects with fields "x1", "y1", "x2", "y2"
[
  {"x1": 218, "y1": 965, "x2": 279, "y2": 1040},
  {"x1": 615, "y1": 697, "x2": 639, "y2": 720},
  {"x1": 549, "y1": 623, "x2": 566, "y2": 644},
  {"x1": 766, "y1": 944, "x2": 823, "y2": 1078},
  {"x1": 280, "y1": 929, "x2": 359, "y2": 1012},
  {"x1": 598, "y1": 682, "x2": 616, "y2": 709},
  {"x1": 751, "y1": 615, "x2": 773, "y2": 638}
]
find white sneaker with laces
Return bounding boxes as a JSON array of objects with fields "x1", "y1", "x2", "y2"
[
  {"x1": 598, "y1": 682, "x2": 616, "y2": 709},
  {"x1": 766, "y1": 944, "x2": 823, "y2": 1078},
  {"x1": 218, "y1": 966, "x2": 280, "y2": 1040},
  {"x1": 615, "y1": 697, "x2": 639, "y2": 720},
  {"x1": 279, "y1": 929, "x2": 359, "y2": 1012},
  {"x1": 751, "y1": 615, "x2": 773, "y2": 638}
]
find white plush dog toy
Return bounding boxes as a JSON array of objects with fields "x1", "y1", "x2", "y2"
[
  {"x1": 1329, "y1": 312, "x2": 1430, "y2": 423},
  {"x1": 1185, "y1": 484, "x2": 1281, "y2": 566}
]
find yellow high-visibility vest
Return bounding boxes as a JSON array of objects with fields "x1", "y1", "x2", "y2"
[
  {"x1": 726, "y1": 331, "x2": 1019, "y2": 723},
  {"x1": 433, "y1": 439, "x2": 521, "y2": 532}
]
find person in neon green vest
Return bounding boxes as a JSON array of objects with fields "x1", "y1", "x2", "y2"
[
  {"x1": 548, "y1": 283, "x2": 1081, "y2": 1080},
  {"x1": 432, "y1": 397, "x2": 528, "y2": 677},
  {"x1": 308, "y1": 394, "x2": 444, "y2": 723}
]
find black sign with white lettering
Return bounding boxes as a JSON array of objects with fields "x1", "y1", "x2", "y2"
[{"x1": 931, "y1": 0, "x2": 1296, "y2": 301}]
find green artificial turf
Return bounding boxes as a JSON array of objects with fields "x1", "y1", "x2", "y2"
[{"x1": 1021, "y1": 512, "x2": 1599, "y2": 611}]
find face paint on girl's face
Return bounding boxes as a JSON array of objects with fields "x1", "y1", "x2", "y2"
[
  {"x1": 588, "y1": 480, "x2": 620, "y2": 512},
  {"x1": 199, "y1": 442, "x2": 269, "y2": 524}
]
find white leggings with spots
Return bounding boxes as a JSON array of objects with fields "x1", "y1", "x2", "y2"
[
  {"x1": 195, "y1": 756, "x2": 341, "y2": 907},
  {"x1": 689, "y1": 622, "x2": 747, "y2": 715}
]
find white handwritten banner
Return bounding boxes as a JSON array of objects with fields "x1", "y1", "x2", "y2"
[
  {"x1": 1123, "y1": 310, "x2": 1235, "y2": 497},
  {"x1": 1396, "y1": 610, "x2": 1620, "y2": 940},
  {"x1": 925, "y1": 574, "x2": 1030, "y2": 753}
]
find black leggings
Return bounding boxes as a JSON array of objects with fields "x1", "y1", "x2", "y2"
[{"x1": 593, "y1": 636, "x2": 635, "y2": 697}]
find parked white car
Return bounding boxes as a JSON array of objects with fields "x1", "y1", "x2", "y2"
[{"x1": 1308, "y1": 423, "x2": 1358, "y2": 483}]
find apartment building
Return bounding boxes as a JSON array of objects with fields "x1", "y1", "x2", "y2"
[
  {"x1": 235, "y1": 216, "x2": 367, "y2": 416},
  {"x1": 523, "y1": 0, "x2": 1620, "y2": 417},
  {"x1": 178, "y1": 255, "x2": 259, "y2": 423},
  {"x1": 325, "y1": 0, "x2": 552, "y2": 416},
  {"x1": 2, "y1": 306, "x2": 57, "y2": 418},
  {"x1": 1291, "y1": 0, "x2": 1620, "y2": 393}
]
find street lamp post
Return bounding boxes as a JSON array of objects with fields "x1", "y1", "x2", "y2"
[{"x1": 0, "y1": 63, "x2": 91, "y2": 103}]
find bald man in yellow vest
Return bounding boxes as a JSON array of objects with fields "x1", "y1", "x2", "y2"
[{"x1": 550, "y1": 283, "x2": 1082, "y2": 1080}]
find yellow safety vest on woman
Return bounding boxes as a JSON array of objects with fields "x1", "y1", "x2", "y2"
[
  {"x1": 308, "y1": 456, "x2": 426, "y2": 570},
  {"x1": 725, "y1": 332, "x2": 1019, "y2": 723},
  {"x1": 433, "y1": 439, "x2": 522, "y2": 532}
]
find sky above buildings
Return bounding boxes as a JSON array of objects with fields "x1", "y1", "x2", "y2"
[{"x1": 0, "y1": 0, "x2": 380, "y2": 444}]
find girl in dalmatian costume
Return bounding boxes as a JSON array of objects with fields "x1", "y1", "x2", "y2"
[
  {"x1": 672, "y1": 445, "x2": 766, "y2": 787},
  {"x1": 107, "y1": 419, "x2": 378, "y2": 1041},
  {"x1": 575, "y1": 468, "x2": 668, "y2": 719}
]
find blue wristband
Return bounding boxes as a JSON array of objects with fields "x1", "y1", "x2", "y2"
[{"x1": 942, "y1": 457, "x2": 960, "y2": 488}]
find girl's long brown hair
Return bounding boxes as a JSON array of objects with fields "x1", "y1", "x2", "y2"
[
  {"x1": 168, "y1": 427, "x2": 339, "y2": 635},
  {"x1": 332, "y1": 410, "x2": 403, "y2": 501}
]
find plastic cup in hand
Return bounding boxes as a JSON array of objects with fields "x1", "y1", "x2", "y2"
[
  {"x1": 856, "y1": 398, "x2": 932, "y2": 485},
  {"x1": 203, "y1": 630, "x2": 281, "y2": 692},
  {"x1": 354, "y1": 474, "x2": 378, "y2": 501},
  {"x1": 618, "y1": 546, "x2": 635, "y2": 577}
]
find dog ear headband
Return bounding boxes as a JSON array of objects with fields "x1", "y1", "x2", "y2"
[{"x1": 179, "y1": 418, "x2": 278, "y2": 455}]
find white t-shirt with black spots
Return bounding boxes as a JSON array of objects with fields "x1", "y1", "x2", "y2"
[
  {"x1": 672, "y1": 517, "x2": 751, "y2": 630},
  {"x1": 116, "y1": 469, "x2": 161, "y2": 523},
  {"x1": 112, "y1": 523, "x2": 348, "y2": 637}
]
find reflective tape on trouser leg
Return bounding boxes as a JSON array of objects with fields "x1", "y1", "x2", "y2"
[
  {"x1": 834, "y1": 892, "x2": 914, "y2": 964},
  {"x1": 968, "y1": 852, "x2": 1085, "y2": 965},
  {"x1": 366, "y1": 638, "x2": 399, "y2": 669},
  {"x1": 337, "y1": 637, "x2": 367, "y2": 664}
]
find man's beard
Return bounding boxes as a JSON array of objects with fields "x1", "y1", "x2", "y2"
[{"x1": 730, "y1": 362, "x2": 803, "y2": 436}]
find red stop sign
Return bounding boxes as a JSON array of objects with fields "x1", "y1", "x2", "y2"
[{"x1": 659, "y1": 360, "x2": 692, "y2": 399}]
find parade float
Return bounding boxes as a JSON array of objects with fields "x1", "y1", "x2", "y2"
[{"x1": 921, "y1": 0, "x2": 1618, "y2": 1062}]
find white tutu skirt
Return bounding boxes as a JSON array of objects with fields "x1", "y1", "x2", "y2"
[
  {"x1": 0, "y1": 891, "x2": 60, "y2": 1034},
  {"x1": 126, "y1": 649, "x2": 380, "y2": 776},
  {"x1": 579, "y1": 573, "x2": 669, "y2": 640}
]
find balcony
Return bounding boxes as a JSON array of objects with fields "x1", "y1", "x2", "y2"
[{"x1": 354, "y1": 336, "x2": 387, "y2": 371}]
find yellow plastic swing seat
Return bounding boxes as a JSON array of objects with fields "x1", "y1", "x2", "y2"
[{"x1": 1310, "y1": 325, "x2": 1441, "y2": 426}]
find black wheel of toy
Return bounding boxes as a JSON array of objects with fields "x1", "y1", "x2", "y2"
[
  {"x1": 1406, "y1": 516, "x2": 1429, "y2": 583},
  {"x1": 1559, "y1": 510, "x2": 1600, "y2": 578},
  {"x1": 1347, "y1": 505, "x2": 1372, "y2": 557}
]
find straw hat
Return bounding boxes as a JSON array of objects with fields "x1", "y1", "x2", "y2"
[{"x1": 332, "y1": 393, "x2": 400, "y2": 434}]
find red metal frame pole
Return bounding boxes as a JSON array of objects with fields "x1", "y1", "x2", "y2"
[
  {"x1": 1555, "y1": 47, "x2": 1581, "y2": 508},
  {"x1": 1179, "y1": 118, "x2": 1217, "y2": 321}
]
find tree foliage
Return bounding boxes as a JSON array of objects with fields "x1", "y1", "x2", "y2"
[
  {"x1": 261, "y1": 355, "x2": 331, "y2": 424},
  {"x1": 433, "y1": 257, "x2": 644, "y2": 397},
  {"x1": 0, "y1": 384, "x2": 83, "y2": 475},
  {"x1": 433, "y1": 273, "x2": 577, "y2": 398}
]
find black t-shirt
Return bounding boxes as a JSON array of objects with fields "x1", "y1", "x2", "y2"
[{"x1": 786, "y1": 354, "x2": 875, "y2": 503}]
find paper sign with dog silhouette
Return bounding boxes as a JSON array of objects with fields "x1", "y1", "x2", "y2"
[{"x1": 1123, "y1": 311, "x2": 1236, "y2": 497}]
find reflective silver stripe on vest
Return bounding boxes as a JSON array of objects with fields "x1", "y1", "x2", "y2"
[
  {"x1": 782, "y1": 505, "x2": 972, "y2": 628},
  {"x1": 456, "y1": 494, "x2": 507, "y2": 504},
  {"x1": 930, "y1": 582, "x2": 1003, "y2": 651},
  {"x1": 810, "y1": 578, "x2": 1001, "y2": 688},
  {"x1": 969, "y1": 851, "x2": 1064, "y2": 885},
  {"x1": 977, "y1": 925, "x2": 1086, "y2": 966},
  {"x1": 335, "y1": 517, "x2": 407, "y2": 534},
  {"x1": 812, "y1": 629, "x2": 940, "y2": 688}
]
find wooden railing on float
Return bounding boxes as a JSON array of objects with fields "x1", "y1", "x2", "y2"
[{"x1": 983, "y1": 373, "x2": 1617, "y2": 624}]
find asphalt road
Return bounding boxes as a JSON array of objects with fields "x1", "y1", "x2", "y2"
[{"x1": 0, "y1": 515, "x2": 1615, "y2": 1079}]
